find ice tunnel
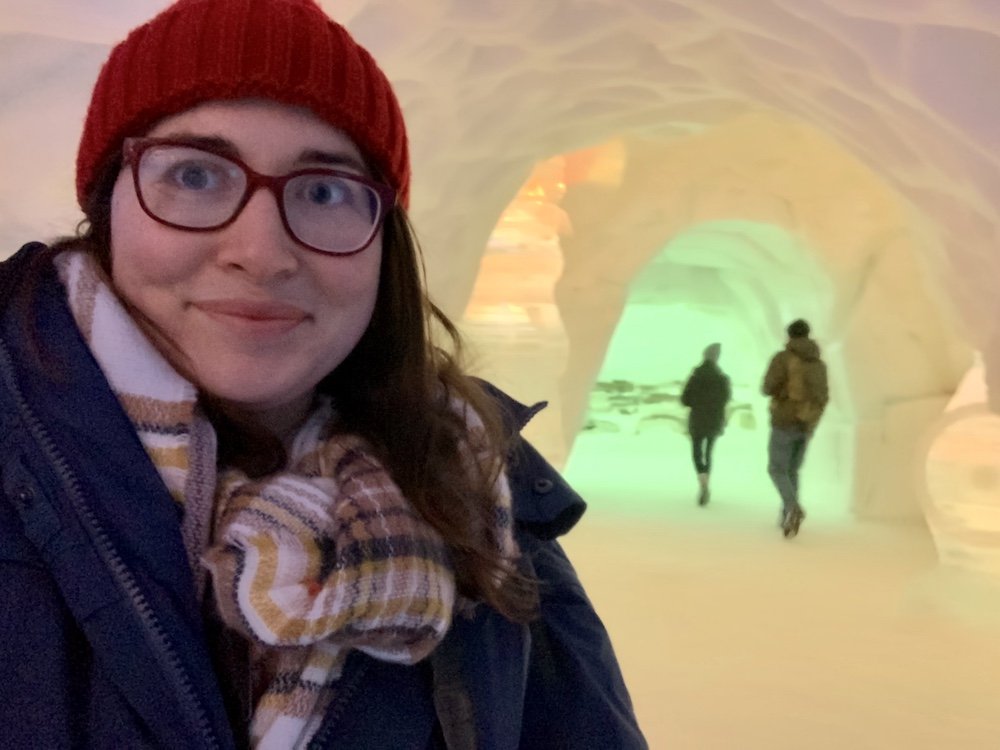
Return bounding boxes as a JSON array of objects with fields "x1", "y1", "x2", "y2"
[{"x1": 6, "y1": 1, "x2": 993, "y2": 528}]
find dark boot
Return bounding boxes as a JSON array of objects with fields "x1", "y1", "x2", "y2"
[
  {"x1": 697, "y1": 473, "x2": 710, "y2": 506},
  {"x1": 782, "y1": 507, "x2": 804, "y2": 538}
]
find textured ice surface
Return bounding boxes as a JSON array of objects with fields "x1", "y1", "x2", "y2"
[
  {"x1": 0, "y1": 0, "x2": 996, "y2": 541},
  {"x1": 2, "y1": 1, "x2": 998, "y2": 331}
]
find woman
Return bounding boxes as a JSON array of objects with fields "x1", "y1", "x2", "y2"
[
  {"x1": 680, "y1": 343, "x2": 731, "y2": 506},
  {"x1": 0, "y1": 1, "x2": 646, "y2": 748}
]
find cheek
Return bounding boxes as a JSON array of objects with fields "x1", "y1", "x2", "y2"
[
  {"x1": 309, "y1": 250, "x2": 383, "y2": 359},
  {"x1": 356, "y1": 249, "x2": 384, "y2": 320},
  {"x1": 109, "y1": 176, "x2": 135, "y2": 260},
  {"x1": 317, "y1": 243, "x2": 383, "y2": 309},
  {"x1": 109, "y1": 177, "x2": 148, "y2": 294},
  {"x1": 109, "y1": 176, "x2": 200, "y2": 294},
  {"x1": 109, "y1": 174, "x2": 165, "y2": 282}
]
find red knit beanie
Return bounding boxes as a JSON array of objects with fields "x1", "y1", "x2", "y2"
[{"x1": 76, "y1": 0, "x2": 410, "y2": 209}]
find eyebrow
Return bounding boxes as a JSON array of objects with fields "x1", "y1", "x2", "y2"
[
  {"x1": 298, "y1": 149, "x2": 369, "y2": 174},
  {"x1": 160, "y1": 133, "x2": 369, "y2": 174},
  {"x1": 164, "y1": 134, "x2": 239, "y2": 156}
]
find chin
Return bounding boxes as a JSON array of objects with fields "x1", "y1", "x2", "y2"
[{"x1": 201, "y1": 381, "x2": 306, "y2": 412}]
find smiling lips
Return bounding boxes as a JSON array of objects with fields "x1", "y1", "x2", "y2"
[{"x1": 194, "y1": 299, "x2": 308, "y2": 335}]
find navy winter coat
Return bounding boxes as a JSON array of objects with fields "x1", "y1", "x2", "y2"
[{"x1": 0, "y1": 244, "x2": 647, "y2": 749}]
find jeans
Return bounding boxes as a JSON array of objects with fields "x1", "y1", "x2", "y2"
[
  {"x1": 767, "y1": 426, "x2": 810, "y2": 514},
  {"x1": 690, "y1": 432, "x2": 717, "y2": 475}
]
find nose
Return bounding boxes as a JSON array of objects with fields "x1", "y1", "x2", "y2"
[{"x1": 214, "y1": 187, "x2": 300, "y2": 281}]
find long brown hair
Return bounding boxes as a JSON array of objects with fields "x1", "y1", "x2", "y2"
[{"x1": 38, "y1": 151, "x2": 539, "y2": 623}]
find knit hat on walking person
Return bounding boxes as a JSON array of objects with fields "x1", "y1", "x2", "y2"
[
  {"x1": 787, "y1": 319, "x2": 810, "y2": 339},
  {"x1": 76, "y1": 0, "x2": 410, "y2": 209},
  {"x1": 703, "y1": 343, "x2": 721, "y2": 362}
]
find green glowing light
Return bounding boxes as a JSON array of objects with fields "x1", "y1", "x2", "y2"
[{"x1": 564, "y1": 221, "x2": 850, "y2": 521}]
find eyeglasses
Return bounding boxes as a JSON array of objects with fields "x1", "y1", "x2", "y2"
[{"x1": 122, "y1": 138, "x2": 396, "y2": 256}]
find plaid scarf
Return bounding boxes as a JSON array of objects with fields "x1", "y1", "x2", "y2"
[{"x1": 57, "y1": 251, "x2": 516, "y2": 748}]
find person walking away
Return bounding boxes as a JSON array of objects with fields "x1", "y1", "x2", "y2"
[
  {"x1": 761, "y1": 319, "x2": 829, "y2": 537},
  {"x1": 680, "y1": 343, "x2": 731, "y2": 506}
]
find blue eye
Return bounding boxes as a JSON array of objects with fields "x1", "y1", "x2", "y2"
[
  {"x1": 162, "y1": 161, "x2": 227, "y2": 192},
  {"x1": 178, "y1": 165, "x2": 212, "y2": 190},
  {"x1": 306, "y1": 179, "x2": 349, "y2": 206},
  {"x1": 286, "y1": 173, "x2": 381, "y2": 225}
]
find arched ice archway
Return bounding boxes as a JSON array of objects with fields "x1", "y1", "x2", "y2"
[{"x1": 463, "y1": 114, "x2": 969, "y2": 521}]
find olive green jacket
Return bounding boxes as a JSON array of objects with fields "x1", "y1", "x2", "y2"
[{"x1": 762, "y1": 337, "x2": 829, "y2": 432}]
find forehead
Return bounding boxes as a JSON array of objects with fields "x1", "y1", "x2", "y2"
[{"x1": 144, "y1": 99, "x2": 367, "y2": 169}]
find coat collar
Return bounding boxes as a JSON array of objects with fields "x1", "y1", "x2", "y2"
[{"x1": 476, "y1": 379, "x2": 587, "y2": 539}]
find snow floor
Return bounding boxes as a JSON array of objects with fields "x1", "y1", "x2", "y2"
[{"x1": 560, "y1": 432, "x2": 1000, "y2": 749}]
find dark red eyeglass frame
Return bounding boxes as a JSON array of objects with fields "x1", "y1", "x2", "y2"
[{"x1": 122, "y1": 137, "x2": 397, "y2": 256}]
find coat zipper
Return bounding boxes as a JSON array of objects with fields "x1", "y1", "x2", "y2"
[{"x1": 0, "y1": 339, "x2": 221, "y2": 749}]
